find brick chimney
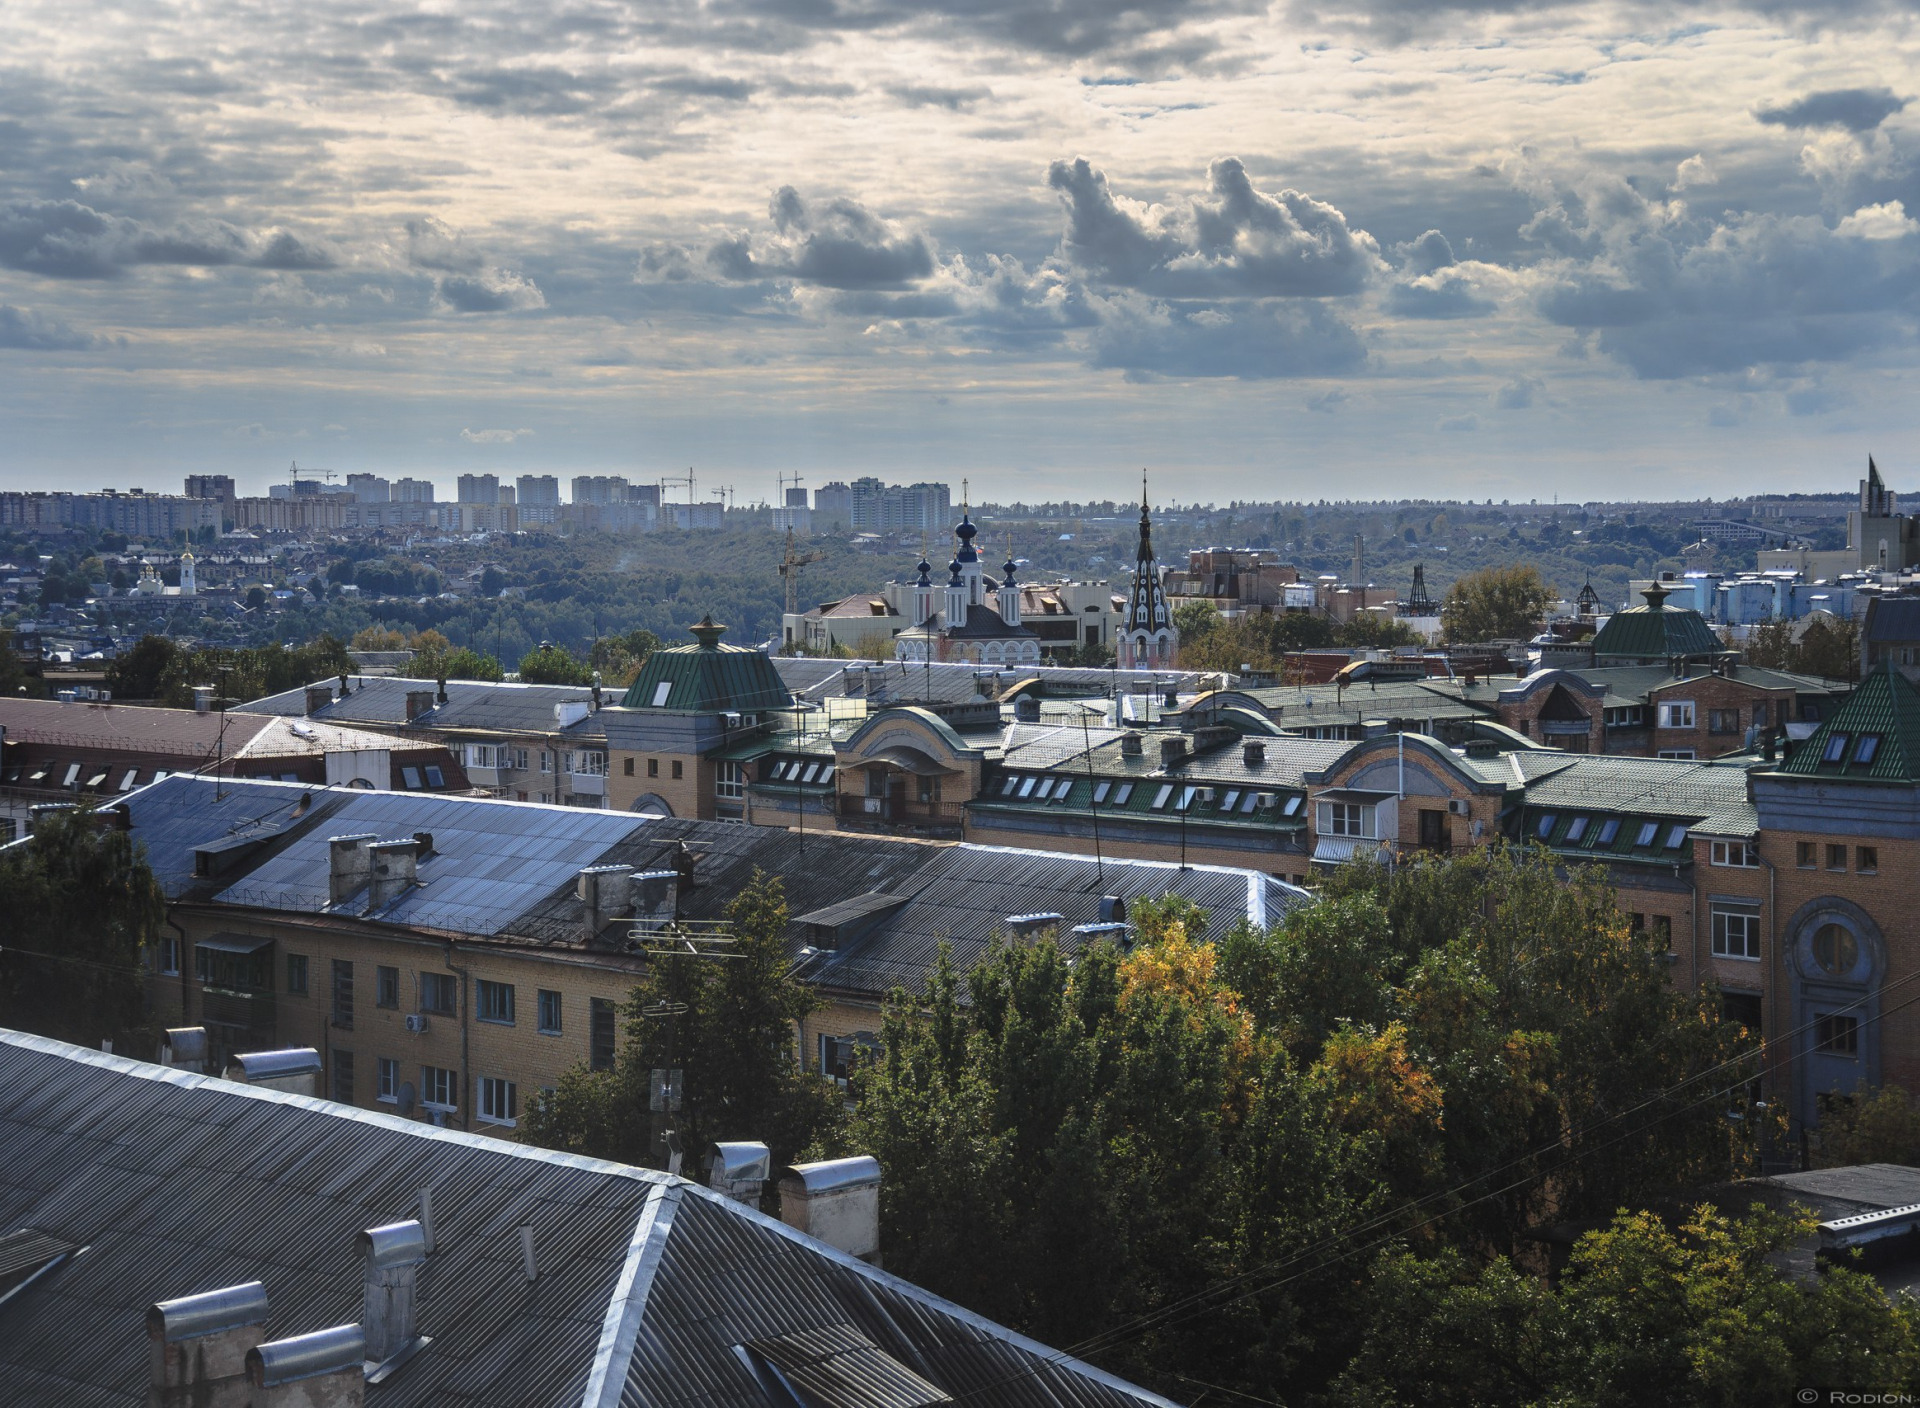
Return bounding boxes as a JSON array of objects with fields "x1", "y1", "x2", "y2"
[
  {"x1": 577, "y1": 864, "x2": 635, "y2": 943},
  {"x1": 405, "y1": 690, "x2": 435, "y2": 722},
  {"x1": 367, "y1": 840, "x2": 419, "y2": 910},
  {"x1": 305, "y1": 685, "x2": 333, "y2": 715},
  {"x1": 327, "y1": 835, "x2": 378, "y2": 905}
]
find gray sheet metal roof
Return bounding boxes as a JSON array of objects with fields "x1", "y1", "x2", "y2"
[
  {"x1": 236, "y1": 676, "x2": 605, "y2": 738},
  {"x1": 775, "y1": 658, "x2": 1220, "y2": 707},
  {"x1": 1516, "y1": 754, "x2": 1759, "y2": 836},
  {"x1": 0, "y1": 1031, "x2": 1173, "y2": 1408}
]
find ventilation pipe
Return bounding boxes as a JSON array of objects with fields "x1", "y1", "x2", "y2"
[
  {"x1": 778, "y1": 1156, "x2": 882, "y2": 1263},
  {"x1": 246, "y1": 1326, "x2": 366, "y2": 1408},
  {"x1": 359, "y1": 1219, "x2": 429, "y2": 1370},
  {"x1": 158, "y1": 1026, "x2": 208, "y2": 1074},
  {"x1": 147, "y1": 1282, "x2": 270, "y2": 1408},
  {"x1": 707, "y1": 1141, "x2": 771, "y2": 1205}
]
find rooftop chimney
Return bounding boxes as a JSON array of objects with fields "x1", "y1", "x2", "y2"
[
  {"x1": 147, "y1": 1281, "x2": 270, "y2": 1408},
  {"x1": 359, "y1": 1220, "x2": 428, "y2": 1368},
  {"x1": 246, "y1": 1325, "x2": 366, "y2": 1408},
  {"x1": 305, "y1": 685, "x2": 333, "y2": 716},
  {"x1": 1243, "y1": 740, "x2": 1266, "y2": 766},
  {"x1": 405, "y1": 690, "x2": 434, "y2": 723},
  {"x1": 158, "y1": 1026, "x2": 208, "y2": 1073},
  {"x1": 367, "y1": 840, "x2": 419, "y2": 911},
  {"x1": 1014, "y1": 694, "x2": 1040, "y2": 722},
  {"x1": 577, "y1": 864, "x2": 635, "y2": 943},
  {"x1": 193, "y1": 685, "x2": 213, "y2": 713},
  {"x1": 707, "y1": 1141, "x2": 771, "y2": 1205},
  {"x1": 1120, "y1": 732, "x2": 1144, "y2": 757},
  {"x1": 1159, "y1": 736, "x2": 1188, "y2": 768},
  {"x1": 778, "y1": 1156, "x2": 881, "y2": 1262},
  {"x1": 327, "y1": 834, "x2": 378, "y2": 905}
]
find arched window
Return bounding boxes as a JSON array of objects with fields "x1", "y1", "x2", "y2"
[{"x1": 1812, "y1": 923, "x2": 1859, "y2": 977}]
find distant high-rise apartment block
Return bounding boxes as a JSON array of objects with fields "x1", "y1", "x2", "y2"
[
  {"x1": 814, "y1": 481, "x2": 853, "y2": 528},
  {"x1": 571, "y1": 474, "x2": 627, "y2": 505},
  {"x1": 785, "y1": 486, "x2": 810, "y2": 508},
  {"x1": 182, "y1": 474, "x2": 235, "y2": 503},
  {"x1": 394, "y1": 477, "x2": 435, "y2": 503},
  {"x1": 517, "y1": 474, "x2": 560, "y2": 505},
  {"x1": 345, "y1": 472, "x2": 390, "y2": 504},
  {"x1": 457, "y1": 473, "x2": 500, "y2": 504},
  {"x1": 843, "y1": 478, "x2": 952, "y2": 534}
]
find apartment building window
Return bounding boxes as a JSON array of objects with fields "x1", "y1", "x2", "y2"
[
  {"x1": 916, "y1": 774, "x2": 941, "y2": 805},
  {"x1": 537, "y1": 989, "x2": 563, "y2": 1035},
  {"x1": 196, "y1": 943, "x2": 272, "y2": 995},
  {"x1": 476, "y1": 980, "x2": 515, "y2": 1025},
  {"x1": 569, "y1": 751, "x2": 607, "y2": 776},
  {"x1": 1796, "y1": 841, "x2": 1817, "y2": 868},
  {"x1": 1631, "y1": 913, "x2": 1673, "y2": 948},
  {"x1": 1753, "y1": 702, "x2": 1770, "y2": 728},
  {"x1": 513, "y1": 748, "x2": 529, "y2": 770},
  {"x1": 376, "y1": 965, "x2": 399, "y2": 1009},
  {"x1": 478, "y1": 1076, "x2": 518, "y2": 1127},
  {"x1": 648, "y1": 758, "x2": 659, "y2": 777},
  {"x1": 331, "y1": 1049, "x2": 353, "y2": 1104},
  {"x1": 1858, "y1": 846, "x2": 1879, "y2": 874},
  {"x1": 330, "y1": 960, "x2": 354, "y2": 1029},
  {"x1": 377, "y1": 1057, "x2": 400, "y2": 1103},
  {"x1": 671, "y1": 760, "x2": 683, "y2": 780},
  {"x1": 1322, "y1": 801, "x2": 1372, "y2": 837},
  {"x1": 421, "y1": 1065, "x2": 458, "y2": 1110},
  {"x1": 590, "y1": 998, "x2": 617, "y2": 1072},
  {"x1": 158, "y1": 936, "x2": 180, "y2": 976},
  {"x1": 287, "y1": 954, "x2": 308, "y2": 994},
  {"x1": 420, "y1": 972, "x2": 456, "y2": 1016},
  {"x1": 716, "y1": 761, "x2": 745, "y2": 800},
  {"x1": 1708, "y1": 708, "x2": 1741, "y2": 735},
  {"x1": 540, "y1": 751, "x2": 552, "y2": 773},
  {"x1": 1816, "y1": 1013, "x2": 1859, "y2": 1056},
  {"x1": 466, "y1": 743, "x2": 496, "y2": 769},
  {"x1": 1657, "y1": 750, "x2": 1696, "y2": 761},
  {"x1": 1711, "y1": 909, "x2": 1761, "y2": 960},
  {"x1": 1710, "y1": 841, "x2": 1760, "y2": 867},
  {"x1": 1657, "y1": 701, "x2": 1696, "y2": 729},
  {"x1": 624, "y1": 757, "x2": 635, "y2": 776},
  {"x1": 1827, "y1": 844, "x2": 1848, "y2": 872}
]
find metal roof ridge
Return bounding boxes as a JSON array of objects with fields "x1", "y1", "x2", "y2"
[
  {"x1": 953, "y1": 837, "x2": 1277, "y2": 881},
  {"x1": 582, "y1": 1180, "x2": 682, "y2": 1408}
]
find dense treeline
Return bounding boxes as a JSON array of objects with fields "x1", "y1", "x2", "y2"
[{"x1": 524, "y1": 847, "x2": 1920, "y2": 1403}]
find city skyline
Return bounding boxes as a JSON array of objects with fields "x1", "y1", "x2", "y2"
[{"x1": 0, "y1": 2, "x2": 1916, "y2": 501}]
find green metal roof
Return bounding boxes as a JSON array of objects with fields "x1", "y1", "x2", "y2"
[
  {"x1": 618, "y1": 617, "x2": 794, "y2": 713},
  {"x1": 1777, "y1": 663, "x2": 1920, "y2": 783},
  {"x1": 1590, "y1": 585, "x2": 1725, "y2": 661}
]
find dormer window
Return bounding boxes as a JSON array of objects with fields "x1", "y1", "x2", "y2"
[
  {"x1": 1823, "y1": 731, "x2": 1851, "y2": 764},
  {"x1": 1853, "y1": 734, "x2": 1881, "y2": 766},
  {"x1": 1535, "y1": 813, "x2": 1557, "y2": 841}
]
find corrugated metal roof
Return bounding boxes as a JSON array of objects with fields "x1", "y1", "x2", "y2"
[
  {"x1": 1590, "y1": 600, "x2": 1723, "y2": 660},
  {"x1": 775, "y1": 658, "x2": 1219, "y2": 708},
  {"x1": 236, "y1": 676, "x2": 605, "y2": 738},
  {"x1": 0, "y1": 1032, "x2": 1173, "y2": 1408},
  {"x1": 621, "y1": 628, "x2": 792, "y2": 714}
]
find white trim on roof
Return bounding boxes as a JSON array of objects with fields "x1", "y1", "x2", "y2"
[{"x1": 583, "y1": 1181, "x2": 682, "y2": 1408}]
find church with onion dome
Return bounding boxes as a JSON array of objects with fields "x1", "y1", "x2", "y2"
[{"x1": 891, "y1": 503, "x2": 1044, "y2": 665}]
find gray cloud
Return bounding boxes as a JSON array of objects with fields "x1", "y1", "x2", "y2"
[
  {"x1": 1047, "y1": 156, "x2": 1381, "y2": 297},
  {"x1": 406, "y1": 217, "x2": 483, "y2": 273},
  {"x1": 0, "y1": 198, "x2": 335, "y2": 279},
  {"x1": 702, "y1": 187, "x2": 936, "y2": 289},
  {"x1": 0, "y1": 304, "x2": 100, "y2": 351},
  {"x1": 435, "y1": 268, "x2": 547, "y2": 313},
  {"x1": 1087, "y1": 294, "x2": 1366, "y2": 379},
  {"x1": 1756, "y1": 86, "x2": 1909, "y2": 133}
]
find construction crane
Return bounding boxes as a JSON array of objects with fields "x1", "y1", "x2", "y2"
[{"x1": 779, "y1": 526, "x2": 825, "y2": 617}]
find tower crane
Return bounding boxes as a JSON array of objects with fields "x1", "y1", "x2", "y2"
[{"x1": 779, "y1": 526, "x2": 825, "y2": 618}]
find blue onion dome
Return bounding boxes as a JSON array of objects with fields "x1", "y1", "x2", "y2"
[
  {"x1": 1003, "y1": 555, "x2": 1017, "y2": 585},
  {"x1": 954, "y1": 512, "x2": 979, "y2": 562},
  {"x1": 948, "y1": 557, "x2": 964, "y2": 585}
]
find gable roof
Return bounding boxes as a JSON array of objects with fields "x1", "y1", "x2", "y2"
[
  {"x1": 0, "y1": 1030, "x2": 1171, "y2": 1408},
  {"x1": 1777, "y1": 663, "x2": 1920, "y2": 783}
]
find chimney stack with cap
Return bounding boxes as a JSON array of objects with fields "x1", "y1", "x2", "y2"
[
  {"x1": 707, "y1": 1141, "x2": 771, "y2": 1205},
  {"x1": 405, "y1": 689, "x2": 435, "y2": 722},
  {"x1": 359, "y1": 1219, "x2": 429, "y2": 1368},
  {"x1": 246, "y1": 1326, "x2": 366, "y2": 1408},
  {"x1": 328, "y1": 835, "x2": 378, "y2": 905},
  {"x1": 577, "y1": 864, "x2": 635, "y2": 944},
  {"x1": 779, "y1": 1156, "x2": 882, "y2": 1263},
  {"x1": 305, "y1": 685, "x2": 333, "y2": 716},
  {"x1": 366, "y1": 840, "x2": 419, "y2": 910},
  {"x1": 147, "y1": 1281, "x2": 270, "y2": 1408},
  {"x1": 1159, "y1": 736, "x2": 1188, "y2": 768}
]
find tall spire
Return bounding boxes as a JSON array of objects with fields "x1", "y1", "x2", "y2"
[
  {"x1": 1121, "y1": 471, "x2": 1175, "y2": 667},
  {"x1": 1137, "y1": 472, "x2": 1154, "y2": 563}
]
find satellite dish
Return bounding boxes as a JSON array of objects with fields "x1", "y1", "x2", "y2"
[{"x1": 397, "y1": 1082, "x2": 417, "y2": 1118}]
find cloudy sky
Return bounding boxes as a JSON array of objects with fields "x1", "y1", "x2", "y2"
[{"x1": 1, "y1": 1, "x2": 1917, "y2": 503}]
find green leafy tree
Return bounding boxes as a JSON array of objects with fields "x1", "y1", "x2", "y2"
[
  {"x1": 0, "y1": 630, "x2": 38, "y2": 698},
  {"x1": 1440, "y1": 564, "x2": 1555, "y2": 643},
  {"x1": 521, "y1": 872, "x2": 843, "y2": 1171},
  {"x1": 0, "y1": 806, "x2": 165, "y2": 1053},
  {"x1": 350, "y1": 625, "x2": 409, "y2": 651},
  {"x1": 436, "y1": 647, "x2": 504, "y2": 682},
  {"x1": 517, "y1": 642, "x2": 594, "y2": 684},
  {"x1": 106, "y1": 635, "x2": 179, "y2": 700},
  {"x1": 589, "y1": 628, "x2": 661, "y2": 687},
  {"x1": 1795, "y1": 616, "x2": 1860, "y2": 682},
  {"x1": 1334, "y1": 613, "x2": 1423, "y2": 649},
  {"x1": 1172, "y1": 598, "x2": 1221, "y2": 647},
  {"x1": 1812, "y1": 1085, "x2": 1920, "y2": 1167},
  {"x1": 479, "y1": 565, "x2": 506, "y2": 597}
]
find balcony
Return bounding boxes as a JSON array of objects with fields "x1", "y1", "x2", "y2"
[
  {"x1": 569, "y1": 771, "x2": 606, "y2": 797},
  {"x1": 835, "y1": 794, "x2": 965, "y2": 837}
]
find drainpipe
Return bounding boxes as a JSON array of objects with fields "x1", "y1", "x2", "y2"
[
  {"x1": 444, "y1": 941, "x2": 472, "y2": 1132},
  {"x1": 1758, "y1": 849, "x2": 1779, "y2": 1109}
]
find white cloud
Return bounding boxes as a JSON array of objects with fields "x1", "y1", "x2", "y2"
[
  {"x1": 460, "y1": 426, "x2": 534, "y2": 443},
  {"x1": 1837, "y1": 201, "x2": 1919, "y2": 241}
]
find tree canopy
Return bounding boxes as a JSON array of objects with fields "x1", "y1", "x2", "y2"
[
  {"x1": 1440, "y1": 564, "x2": 1556, "y2": 643},
  {"x1": 516, "y1": 642, "x2": 594, "y2": 685}
]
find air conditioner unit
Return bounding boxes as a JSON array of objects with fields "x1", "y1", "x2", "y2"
[
  {"x1": 863, "y1": 797, "x2": 883, "y2": 814},
  {"x1": 1255, "y1": 792, "x2": 1279, "y2": 810},
  {"x1": 405, "y1": 1014, "x2": 430, "y2": 1034},
  {"x1": 1448, "y1": 798, "x2": 1470, "y2": 816},
  {"x1": 1194, "y1": 787, "x2": 1215, "y2": 805}
]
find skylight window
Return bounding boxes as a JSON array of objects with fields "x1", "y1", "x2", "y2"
[
  {"x1": 800, "y1": 763, "x2": 821, "y2": 783},
  {"x1": 1823, "y1": 732, "x2": 1851, "y2": 764},
  {"x1": 1565, "y1": 816, "x2": 1588, "y2": 843},
  {"x1": 1636, "y1": 821, "x2": 1659, "y2": 847},
  {"x1": 1283, "y1": 795, "x2": 1302, "y2": 816},
  {"x1": 1018, "y1": 776, "x2": 1037, "y2": 797},
  {"x1": 1111, "y1": 782, "x2": 1134, "y2": 805},
  {"x1": 1152, "y1": 783, "x2": 1174, "y2": 809},
  {"x1": 1854, "y1": 734, "x2": 1881, "y2": 766},
  {"x1": 1535, "y1": 813, "x2": 1557, "y2": 840},
  {"x1": 651, "y1": 681, "x2": 673, "y2": 706},
  {"x1": 1049, "y1": 779, "x2": 1073, "y2": 803},
  {"x1": 1178, "y1": 786, "x2": 1196, "y2": 811},
  {"x1": 1666, "y1": 825, "x2": 1689, "y2": 850},
  {"x1": 1092, "y1": 781, "x2": 1111, "y2": 804},
  {"x1": 1000, "y1": 774, "x2": 1018, "y2": 795},
  {"x1": 1595, "y1": 818, "x2": 1620, "y2": 845},
  {"x1": 1220, "y1": 790, "x2": 1241, "y2": 812}
]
